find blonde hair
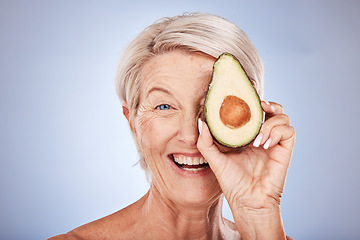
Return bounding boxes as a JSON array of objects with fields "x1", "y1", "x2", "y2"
[{"x1": 115, "y1": 13, "x2": 264, "y2": 177}]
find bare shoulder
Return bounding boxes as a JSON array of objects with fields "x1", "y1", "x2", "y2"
[
  {"x1": 47, "y1": 233, "x2": 80, "y2": 240},
  {"x1": 48, "y1": 197, "x2": 145, "y2": 240}
]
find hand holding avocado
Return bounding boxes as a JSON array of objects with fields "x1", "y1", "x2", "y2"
[
  {"x1": 197, "y1": 54, "x2": 295, "y2": 239},
  {"x1": 197, "y1": 101, "x2": 295, "y2": 239}
]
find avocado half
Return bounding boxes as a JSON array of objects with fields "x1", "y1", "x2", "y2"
[{"x1": 204, "y1": 53, "x2": 263, "y2": 148}]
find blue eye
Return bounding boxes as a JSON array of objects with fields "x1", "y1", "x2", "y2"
[{"x1": 156, "y1": 104, "x2": 171, "y2": 110}]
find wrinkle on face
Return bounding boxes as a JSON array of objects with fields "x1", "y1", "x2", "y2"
[
  {"x1": 131, "y1": 50, "x2": 221, "y2": 207},
  {"x1": 133, "y1": 50, "x2": 215, "y2": 151}
]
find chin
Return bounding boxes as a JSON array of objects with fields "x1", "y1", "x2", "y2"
[{"x1": 159, "y1": 153, "x2": 223, "y2": 207}]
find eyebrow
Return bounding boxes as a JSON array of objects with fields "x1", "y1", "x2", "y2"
[{"x1": 146, "y1": 87, "x2": 174, "y2": 98}]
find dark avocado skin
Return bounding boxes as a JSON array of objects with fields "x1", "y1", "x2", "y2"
[{"x1": 203, "y1": 53, "x2": 263, "y2": 149}]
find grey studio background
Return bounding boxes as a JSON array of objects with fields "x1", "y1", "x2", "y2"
[{"x1": 1, "y1": 0, "x2": 359, "y2": 239}]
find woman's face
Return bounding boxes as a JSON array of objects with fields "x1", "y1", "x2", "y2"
[{"x1": 133, "y1": 50, "x2": 222, "y2": 206}]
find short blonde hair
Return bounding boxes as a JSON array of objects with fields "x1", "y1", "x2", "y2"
[{"x1": 115, "y1": 13, "x2": 264, "y2": 176}]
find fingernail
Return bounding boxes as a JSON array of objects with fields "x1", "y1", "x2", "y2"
[
  {"x1": 263, "y1": 100, "x2": 275, "y2": 112},
  {"x1": 253, "y1": 133, "x2": 263, "y2": 147},
  {"x1": 263, "y1": 138, "x2": 272, "y2": 149},
  {"x1": 198, "y1": 118, "x2": 202, "y2": 135}
]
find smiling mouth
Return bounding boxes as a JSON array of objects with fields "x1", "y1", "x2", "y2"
[{"x1": 169, "y1": 154, "x2": 209, "y2": 171}]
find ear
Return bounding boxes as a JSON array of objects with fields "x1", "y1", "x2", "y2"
[
  {"x1": 122, "y1": 102, "x2": 130, "y2": 121},
  {"x1": 122, "y1": 102, "x2": 134, "y2": 132}
]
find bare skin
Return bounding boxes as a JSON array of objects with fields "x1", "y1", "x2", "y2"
[
  {"x1": 50, "y1": 188, "x2": 238, "y2": 240},
  {"x1": 49, "y1": 51, "x2": 295, "y2": 240},
  {"x1": 198, "y1": 101, "x2": 294, "y2": 239}
]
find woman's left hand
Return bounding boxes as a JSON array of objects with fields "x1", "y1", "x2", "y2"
[{"x1": 197, "y1": 100, "x2": 295, "y2": 239}]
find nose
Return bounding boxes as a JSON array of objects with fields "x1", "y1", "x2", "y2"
[{"x1": 177, "y1": 114, "x2": 199, "y2": 146}]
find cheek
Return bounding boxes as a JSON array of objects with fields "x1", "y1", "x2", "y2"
[{"x1": 134, "y1": 112, "x2": 177, "y2": 155}]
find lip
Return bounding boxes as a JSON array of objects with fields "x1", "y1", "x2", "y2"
[
  {"x1": 167, "y1": 153, "x2": 213, "y2": 177},
  {"x1": 172, "y1": 152, "x2": 203, "y2": 157}
]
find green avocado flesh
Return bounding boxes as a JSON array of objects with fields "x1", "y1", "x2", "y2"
[{"x1": 204, "y1": 53, "x2": 263, "y2": 148}]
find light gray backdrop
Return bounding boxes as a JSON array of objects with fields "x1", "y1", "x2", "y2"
[{"x1": 1, "y1": 0, "x2": 359, "y2": 239}]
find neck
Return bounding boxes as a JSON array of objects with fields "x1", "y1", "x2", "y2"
[{"x1": 138, "y1": 184, "x2": 231, "y2": 240}]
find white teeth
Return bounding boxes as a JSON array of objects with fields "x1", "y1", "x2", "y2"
[
  {"x1": 173, "y1": 155, "x2": 207, "y2": 165},
  {"x1": 181, "y1": 166, "x2": 208, "y2": 171}
]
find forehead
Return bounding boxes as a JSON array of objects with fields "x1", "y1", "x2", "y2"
[{"x1": 140, "y1": 51, "x2": 216, "y2": 97}]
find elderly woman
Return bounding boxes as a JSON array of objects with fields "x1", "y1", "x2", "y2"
[{"x1": 50, "y1": 13, "x2": 295, "y2": 240}]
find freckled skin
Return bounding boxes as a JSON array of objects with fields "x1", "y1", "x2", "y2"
[{"x1": 133, "y1": 51, "x2": 223, "y2": 206}]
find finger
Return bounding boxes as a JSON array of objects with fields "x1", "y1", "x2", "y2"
[
  {"x1": 197, "y1": 119, "x2": 226, "y2": 170},
  {"x1": 261, "y1": 100, "x2": 284, "y2": 120},
  {"x1": 267, "y1": 125, "x2": 296, "y2": 150},
  {"x1": 254, "y1": 114, "x2": 290, "y2": 146}
]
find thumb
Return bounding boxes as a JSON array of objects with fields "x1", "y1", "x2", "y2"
[{"x1": 197, "y1": 119, "x2": 226, "y2": 170}]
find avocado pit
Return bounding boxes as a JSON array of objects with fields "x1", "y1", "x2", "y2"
[{"x1": 219, "y1": 95, "x2": 251, "y2": 129}]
